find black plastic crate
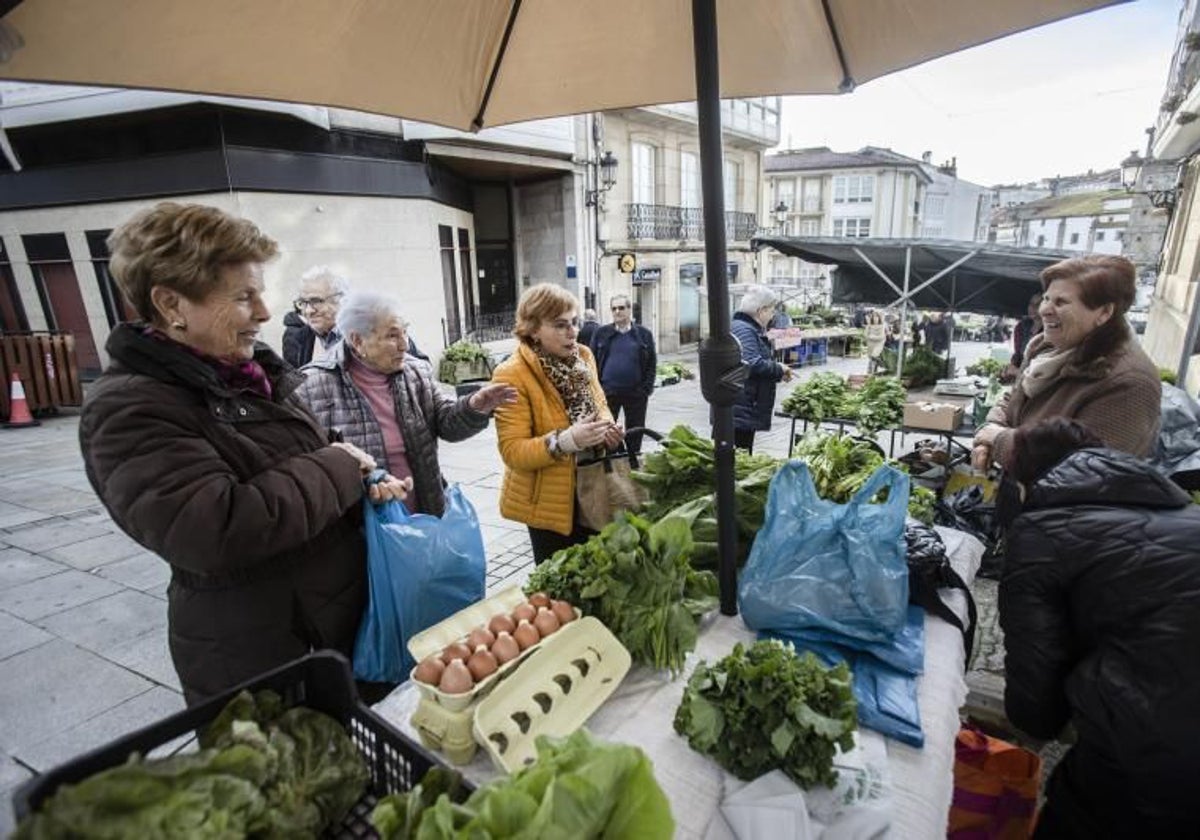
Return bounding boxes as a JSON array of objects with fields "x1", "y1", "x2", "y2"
[{"x1": 12, "y1": 651, "x2": 461, "y2": 837}]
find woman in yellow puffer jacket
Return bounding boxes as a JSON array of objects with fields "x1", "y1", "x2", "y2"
[{"x1": 492, "y1": 284, "x2": 624, "y2": 563}]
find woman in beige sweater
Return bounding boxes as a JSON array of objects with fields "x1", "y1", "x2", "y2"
[{"x1": 972, "y1": 255, "x2": 1160, "y2": 471}]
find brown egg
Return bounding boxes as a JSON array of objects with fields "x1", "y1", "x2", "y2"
[
  {"x1": 413, "y1": 656, "x2": 445, "y2": 686},
  {"x1": 533, "y1": 606, "x2": 561, "y2": 637},
  {"x1": 467, "y1": 627, "x2": 496, "y2": 650},
  {"x1": 550, "y1": 599, "x2": 577, "y2": 625},
  {"x1": 441, "y1": 642, "x2": 471, "y2": 665},
  {"x1": 467, "y1": 645, "x2": 498, "y2": 681},
  {"x1": 528, "y1": 591, "x2": 552, "y2": 609},
  {"x1": 488, "y1": 613, "x2": 516, "y2": 636},
  {"x1": 438, "y1": 659, "x2": 474, "y2": 694},
  {"x1": 512, "y1": 602, "x2": 537, "y2": 623},
  {"x1": 491, "y1": 631, "x2": 520, "y2": 664},
  {"x1": 513, "y1": 619, "x2": 540, "y2": 650}
]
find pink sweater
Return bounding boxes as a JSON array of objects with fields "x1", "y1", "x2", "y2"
[{"x1": 347, "y1": 353, "x2": 418, "y2": 511}]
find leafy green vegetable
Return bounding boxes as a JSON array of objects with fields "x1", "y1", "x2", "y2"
[
  {"x1": 965, "y1": 357, "x2": 1005, "y2": 378},
  {"x1": 780, "y1": 372, "x2": 852, "y2": 423},
  {"x1": 655, "y1": 361, "x2": 695, "y2": 380},
  {"x1": 853, "y1": 375, "x2": 907, "y2": 434},
  {"x1": 526, "y1": 511, "x2": 717, "y2": 673},
  {"x1": 875, "y1": 345, "x2": 946, "y2": 387},
  {"x1": 674, "y1": 640, "x2": 857, "y2": 789},
  {"x1": 791, "y1": 430, "x2": 933, "y2": 523},
  {"x1": 372, "y1": 767, "x2": 467, "y2": 840},
  {"x1": 1191, "y1": 490, "x2": 1200, "y2": 505},
  {"x1": 15, "y1": 690, "x2": 369, "y2": 840},
  {"x1": 402, "y1": 730, "x2": 673, "y2": 840},
  {"x1": 441, "y1": 340, "x2": 490, "y2": 364}
]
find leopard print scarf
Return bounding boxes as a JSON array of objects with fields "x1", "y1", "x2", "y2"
[{"x1": 534, "y1": 346, "x2": 598, "y2": 423}]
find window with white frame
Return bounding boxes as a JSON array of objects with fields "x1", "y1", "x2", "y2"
[
  {"x1": 632, "y1": 142, "x2": 656, "y2": 205},
  {"x1": 724, "y1": 160, "x2": 741, "y2": 211},
  {"x1": 833, "y1": 174, "x2": 874, "y2": 204},
  {"x1": 1096, "y1": 231, "x2": 1105, "y2": 241},
  {"x1": 681, "y1": 151, "x2": 700, "y2": 208},
  {"x1": 799, "y1": 218, "x2": 819, "y2": 236},
  {"x1": 800, "y1": 262, "x2": 821, "y2": 280},
  {"x1": 833, "y1": 218, "x2": 871, "y2": 237},
  {"x1": 775, "y1": 178, "x2": 795, "y2": 211},
  {"x1": 802, "y1": 178, "x2": 822, "y2": 212},
  {"x1": 924, "y1": 196, "x2": 946, "y2": 218}
]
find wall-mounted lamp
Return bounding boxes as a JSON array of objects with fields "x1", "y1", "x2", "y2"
[
  {"x1": 586, "y1": 150, "x2": 618, "y2": 208},
  {"x1": 1121, "y1": 150, "x2": 1179, "y2": 211}
]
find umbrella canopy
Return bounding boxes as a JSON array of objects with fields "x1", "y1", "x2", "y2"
[
  {"x1": 2, "y1": 0, "x2": 1119, "y2": 132},
  {"x1": 0, "y1": 0, "x2": 1122, "y2": 614},
  {"x1": 754, "y1": 235, "x2": 1074, "y2": 318}
]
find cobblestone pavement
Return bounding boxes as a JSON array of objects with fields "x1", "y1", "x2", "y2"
[{"x1": 0, "y1": 339, "x2": 1014, "y2": 832}]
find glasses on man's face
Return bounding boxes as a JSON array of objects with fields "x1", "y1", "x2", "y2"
[
  {"x1": 612, "y1": 305, "x2": 628, "y2": 312},
  {"x1": 293, "y1": 293, "x2": 343, "y2": 311}
]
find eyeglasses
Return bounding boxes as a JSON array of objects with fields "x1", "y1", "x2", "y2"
[
  {"x1": 611, "y1": 305, "x2": 629, "y2": 311},
  {"x1": 293, "y1": 293, "x2": 343, "y2": 311}
]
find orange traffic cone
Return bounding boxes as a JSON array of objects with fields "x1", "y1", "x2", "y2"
[{"x1": 4, "y1": 372, "x2": 39, "y2": 428}]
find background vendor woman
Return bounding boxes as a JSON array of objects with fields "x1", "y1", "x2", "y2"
[{"x1": 972, "y1": 255, "x2": 1160, "y2": 471}]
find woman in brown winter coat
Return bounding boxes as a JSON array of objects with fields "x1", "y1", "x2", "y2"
[
  {"x1": 972, "y1": 255, "x2": 1160, "y2": 471},
  {"x1": 79, "y1": 202, "x2": 408, "y2": 705}
]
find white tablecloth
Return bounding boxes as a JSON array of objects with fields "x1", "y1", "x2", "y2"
[{"x1": 375, "y1": 526, "x2": 983, "y2": 840}]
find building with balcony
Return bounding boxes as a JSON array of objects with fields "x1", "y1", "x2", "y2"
[
  {"x1": 760, "y1": 146, "x2": 936, "y2": 304},
  {"x1": 1139, "y1": 0, "x2": 1200, "y2": 393},
  {"x1": 586, "y1": 99, "x2": 779, "y2": 352},
  {"x1": 990, "y1": 191, "x2": 1132, "y2": 254}
]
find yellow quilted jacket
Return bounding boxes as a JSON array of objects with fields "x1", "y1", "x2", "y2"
[{"x1": 492, "y1": 343, "x2": 613, "y2": 535}]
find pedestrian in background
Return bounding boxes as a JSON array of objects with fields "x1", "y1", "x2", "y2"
[
  {"x1": 864, "y1": 309, "x2": 887, "y2": 370},
  {"x1": 578, "y1": 308, "x2": 600, "y2": 348},
  {"x1": 79, "y1": 202, "x2": 409, "y2": 705},
  {"x1": 590, "y1": 293, "x2": 656, "y2": 455},
  {"x1": 492, "y1": 283, "x2": 623, "y2": 563},
  {"x1": 730, "y1": 285, "x2": 792, "y2": 453},
  {"x1": 1005, "y1": 290, "x2": 1044, "y2": 381},
  {"x1": 296, "y1": 291, "x2": 514, "y2": 516},
  {"x1": 282, "y1": 265, "x2": 347, "y2": 368}
]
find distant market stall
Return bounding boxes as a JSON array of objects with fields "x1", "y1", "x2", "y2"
[{"x1": 753, "y1": 235, "x2": 1073, "y2": 319}]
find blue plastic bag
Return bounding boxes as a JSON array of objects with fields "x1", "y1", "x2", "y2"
[
  {"x1": 763, "y1": 606, "x2": 927, "y2": 747},
  {"x1": 353, "y1": 485, "x2": 486, "y2": 683},
  {"x1": 739, "y1": 461, "x2": 910, "y2": 643}
]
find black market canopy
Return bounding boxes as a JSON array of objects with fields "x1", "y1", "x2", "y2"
[{"x1": 753, "y1": 235, "x2": 1074, "y2": 318}]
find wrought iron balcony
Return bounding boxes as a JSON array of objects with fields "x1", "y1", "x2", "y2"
[{"x1": 626, "y1": 204, "x2": 758, "y2": 242}]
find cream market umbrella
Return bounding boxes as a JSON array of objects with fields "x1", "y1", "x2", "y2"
[{"x1": 0, "y1": 0, "x2": 1122, "y2": 612}]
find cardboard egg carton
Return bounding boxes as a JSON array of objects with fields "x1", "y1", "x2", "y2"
[{"x1": 473, "y1": 616, "x2": 631, "y2": 772}]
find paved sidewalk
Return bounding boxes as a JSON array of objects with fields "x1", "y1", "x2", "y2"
[{"x1": 0, "y1": 340, "x2": 1006, "y2": 833}]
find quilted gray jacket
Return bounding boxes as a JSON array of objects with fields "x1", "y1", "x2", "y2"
[{"x1": 296, "y1": 343, "x2": 490, "y2": 516}]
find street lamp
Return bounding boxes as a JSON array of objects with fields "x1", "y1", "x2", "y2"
[
  {"x1": 585, "y1": 150, "x2": 618, "y2": 207},
  {"x1": 773, "y1": 200, "x2": 789, "y2": 225},
  {"x1": 1121, "y1": 150, "x2": 1180, "y2": 211}
]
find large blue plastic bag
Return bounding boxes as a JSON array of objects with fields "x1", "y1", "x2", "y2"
[
  {"x1": 739, "y1": 461, "x2": 910, "y2": 643},
  {"x1": 353, "y1": 485, "x2": 486, "y2": 683},
  {"x1": 764, "y1": 606, "x2": 927, "y2": 747}
]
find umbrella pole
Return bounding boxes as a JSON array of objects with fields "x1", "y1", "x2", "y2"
[{"x1": 692, "y1": 0, "x2": 744, "y2": 616}]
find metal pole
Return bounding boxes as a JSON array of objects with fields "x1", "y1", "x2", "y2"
[
  {"x1": 692, "y1": 0, "x2": 744, "y2": 615},
  {"x1": 896, "y1": 246, "x2": 911, "y2": 380},
  {"x1": 1178, "y1": 284, "x2": 1200, "y2": 388}
]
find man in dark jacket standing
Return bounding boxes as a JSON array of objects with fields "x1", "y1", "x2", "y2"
[
  {"x1": 999, "y1": 418, "x2": 1200, "y2": 838},
  {"x1": 590, "y1": 294, "x2": 656, "y2": 455},
  {"x1": 730, "y1": 286, "x2": 791, "y2": 453}
]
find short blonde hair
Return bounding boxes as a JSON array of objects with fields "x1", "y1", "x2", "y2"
[
  {"x1": 107, "y1": 202, "x2": 279, "y2": 323},
  {"x1": 514, "y1": 283, "x2": 580, "y2": 344}
]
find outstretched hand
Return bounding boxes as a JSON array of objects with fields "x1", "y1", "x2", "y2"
[{"x1": 468, "y1": 383, "x2": 519, "y2": 414}]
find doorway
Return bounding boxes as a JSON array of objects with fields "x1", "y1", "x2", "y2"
[{"x1": 679, "y1": 263, "x2": 703, "y2": 345}]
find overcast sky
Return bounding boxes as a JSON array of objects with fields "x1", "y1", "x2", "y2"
[{"x1": 776, "y1": 1, "x2": 1181, "y2": 187}]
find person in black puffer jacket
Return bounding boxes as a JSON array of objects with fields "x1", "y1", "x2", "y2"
[
  {"x1": 998, "y1": 418, "x2": 1200, "y2": 839},
  {"x1": 730, "y1": 285, "x2": 792, "y2": 453}
]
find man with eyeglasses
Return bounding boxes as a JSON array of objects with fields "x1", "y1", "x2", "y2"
[
  {"x1": 283, "y1": 266, "x2": 430, "y2": 369},
  {"x1": 282, "y1": 265, "x2": 349, "y2": 368},
  {"x1": 589, "y1": 294, "x2": 656, "y2": 455}
]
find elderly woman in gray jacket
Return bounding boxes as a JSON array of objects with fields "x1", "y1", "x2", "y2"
[{"x1": 296, "y1": 291, "x2": 515, "y2": 515}]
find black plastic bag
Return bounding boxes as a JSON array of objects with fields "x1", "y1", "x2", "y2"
[{"x1": 905, "y1": 524, "x2": 977, "y2": 661}]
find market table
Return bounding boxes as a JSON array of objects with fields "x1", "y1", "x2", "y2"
[{"x1": 375, "y1": 527, "x2": 983, "y2": 839}]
